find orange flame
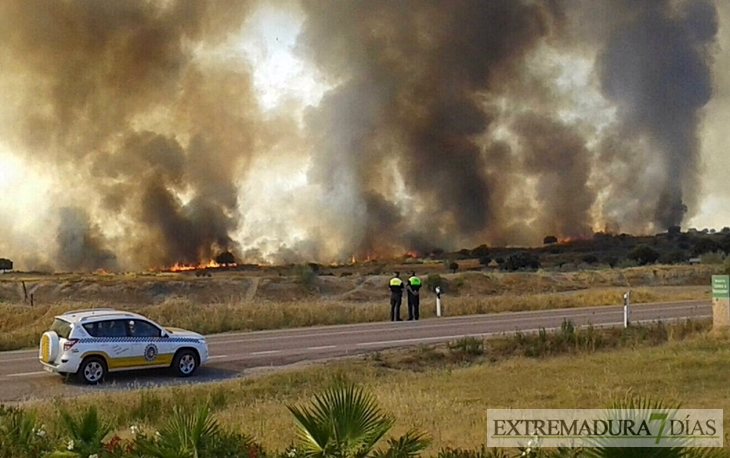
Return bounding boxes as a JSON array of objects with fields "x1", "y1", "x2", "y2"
[{"x1": 165, "y1": 259, "x2": 237, "y2": 272}]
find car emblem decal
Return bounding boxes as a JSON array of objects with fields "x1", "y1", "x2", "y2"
[{"x1": 144, "y1": 343, "x2": 158, "y2": 362}]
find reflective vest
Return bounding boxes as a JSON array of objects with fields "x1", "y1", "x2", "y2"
[
  {"x1": 390, "y1": 278, "x2": 403, "y2": 286},
  {"x1": 408, "y1": 276, "x2": 421, "y2": 293}
]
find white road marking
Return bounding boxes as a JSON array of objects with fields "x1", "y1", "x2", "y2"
[
  {"x1": 209, "y1": 355, "x2": 228, "y2": 359},
  {"x1": 250, "y1": 350, "x2": 281, "y2": 355},
  {"x1": 6, "y1": 371, "x2": 46, "y2": 377},
  {"x1": 0, "y1": 356, "x2": 40, "y2": 363},
  {"x1": 208, "y1": 304, "x2": 708, "y2": 345},
  {"x1": 306, "y1": 345, "x2": 336, "y2": 350}
]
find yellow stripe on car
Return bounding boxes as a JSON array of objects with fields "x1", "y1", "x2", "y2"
[
  {"x1": 108, "y1": 354, "x2": 174, "y2": 370},
  {"x1": 41, "y1": 334, "x2": 50, "y2": 362},
  {"x1": 80, "y1": 352, "x2": 174, "y2": 370}
]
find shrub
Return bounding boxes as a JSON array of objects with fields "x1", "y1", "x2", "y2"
[
  {"x1": 447, "y1": 337, "x2": 484, "y2": 359},
  {"x1": 214, "y1": 251, "x2": 236, "y2": 265},
  {"x1": 425, "y1": 274, "x2": 444, "y2": 292},
  {"x1": 626, "y1": 244, "x2": 660, "y2": 265},
  {"x1": 471, "y1": 244, "x2": 489, "y2": 258},
  {"x1": 659, "y1": 250, "x2": 687, "y2": 265},
  {"x1": 132, "y1": 403, "x2": 258, "y2": 458},
  {"x1": 700, "y1": 251, "x2": 726, "y2": 265},
  {"x1": 543, "y1": 235, "x2": 558, "y2": 245},
  {"x1": 448, "y1": 261, "x2": 459, "y2": 273},
  {"x1": 692, "y1": 237, "x2": 721, "y2": 257},
  {"x1": 286, "y1": 382, "x2": 430, "y2": 458},
  {"x1": 0, "y1": 405, "x2": 51, "y2": 458},
  {"x1": 617, "y1": 258, "x2": 639, "y2": 268},
  {"x1": 57, "y1": 406, "x2": 113, "y2": 456},
  {"x1": 293, "y1": 264, "x2": 318, "y2": 289},
  {"x1": 603, "y1": 256, "x2": 619, "y2": 268},
  {"x1": 501, "y1": 251, "x2": 540, "y2": 271}
]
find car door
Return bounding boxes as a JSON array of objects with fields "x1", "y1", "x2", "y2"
[
  {"x1": 126, "y1": 319, "x2": 174, "y2": 368},
  {"x1": 83, "y1": 319, "x2": 135, "y2": 371}
]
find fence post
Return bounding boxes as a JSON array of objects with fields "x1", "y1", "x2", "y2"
[
  {"x1": 623, "y1": 291, "x2": 630, "y2": 328},
  {"x1": 435, "y1": 286, "x2": 442, "y2": 317}
]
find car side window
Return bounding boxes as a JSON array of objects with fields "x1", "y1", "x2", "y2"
[
  {"x1": 82, "y1": 322, "x2": 101, "y2": 337},
  {"x1": 127, "y1": 320, "x2": 162, "y2": 338},
  {"x1": 85, "y1": 319, "x2": 128, "y2": 338}
]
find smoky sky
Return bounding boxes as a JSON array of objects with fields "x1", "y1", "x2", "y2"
[
  {"x1": 0, "y1": 0, "x2": 259, "y2": 270},
  {"x1": 597, "y1": 0, "x2": 718, "y2": 230},
  {"x1": 0, "y1": 0, "x2": 723, "y2": 270}
]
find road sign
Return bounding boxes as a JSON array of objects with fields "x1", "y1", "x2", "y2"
[{"x1": 712, "y1": 275, "x2": 729, "y2": 299}]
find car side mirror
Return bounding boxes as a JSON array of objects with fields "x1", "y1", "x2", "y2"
[{"x1": 161, "y1": 331, "x2": 169, "y2": 338}]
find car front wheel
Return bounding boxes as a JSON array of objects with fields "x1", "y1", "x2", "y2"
[
  {"x1": 77, "y1": 357, "x2": 107, "y2": 385},
  {"x1": 172, "y1": 349, "x2": 199, "y2": 377}
]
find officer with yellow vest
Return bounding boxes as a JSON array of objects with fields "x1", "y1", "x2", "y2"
[
  {"x1": 407, "y1": 271, "x2": 422, "y2": 320},
  {"x1": 388, "y1": 271, "x2": 405, "y2": 321}
]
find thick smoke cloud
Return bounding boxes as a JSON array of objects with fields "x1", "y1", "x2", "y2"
[
  {"x1": 596, "y1": 0, "x2": 718, "y2": 230},
  {"x1": 0, "y1": 0, "x2": 259, "y2": 270},
  {"x1": 0, "y1": 0, "x2": 723, "y2": 270},
  {"x1": 55, "y1": 207, "x2": 118, "y2": 272},
  {"x1": 296, "y1": 0, "x2": 568, "y2": 257}
]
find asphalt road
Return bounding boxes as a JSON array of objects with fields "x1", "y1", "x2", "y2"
[{"x1": 0, "y1": 300, "x2": 711, "y2": 402}]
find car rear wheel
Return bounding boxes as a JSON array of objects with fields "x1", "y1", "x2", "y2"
[
  {"x1": 172, "y1": 349, "x2": 199, "y2": 377},
  {"x1": 77, "y1": 356, "x2": 107, "y2": 385}
]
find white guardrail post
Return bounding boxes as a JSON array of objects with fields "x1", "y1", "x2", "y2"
[
  {"x1": 435, "y1": 286, "x2": 442, "y2": 317},
  {"x1": 623, "y1": 291, "x2": 630, "y2": 328}
]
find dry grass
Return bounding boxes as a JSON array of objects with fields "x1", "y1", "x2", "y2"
[
  {"x1": 0, "y1": 285, "x2": 710, "y2": 351},
  {"x1": 17, "y1": 320, "x2": 729, "y2": 454}
]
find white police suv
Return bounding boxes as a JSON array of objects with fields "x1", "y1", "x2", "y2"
[{"x1": 39, "y1": 308, "x2": 209, "y2": 384}]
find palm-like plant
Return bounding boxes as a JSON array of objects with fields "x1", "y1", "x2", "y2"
[
  {"x1": 581, "y1": 394, "x2": 725, "y2": 458},
  {"x1": 133, "y1": 403, "x2": 221, "y2": 458},
  {"x1": 0, "y1": 405, "x2": 49, "y2": 458},
  {"x1": 287, "y1": 381, "x2": 431, "y2": 458},
  {"x1": 54, "y1": 405, "x2": 112, "y2": 456}
]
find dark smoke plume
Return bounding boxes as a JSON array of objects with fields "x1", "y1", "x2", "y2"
[
  {"x1": 296, "y1": 0, "x2": 719, "y2": 255},
  {"x1": 296, "y1": 0, "x2": 566, "y2": 257},
  {"x1": 56, "y1": 207, "x2": 118, "y2": 272},
  {"x1": 596, "y1": 0, "x2": 718, "y2": 231},
  {"x1": 0, "y1": 0, "x2": 259, "y2": 270}
]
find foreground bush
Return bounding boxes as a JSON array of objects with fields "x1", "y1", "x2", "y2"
[
  {"x1": 4, "y1": 383, "x2": 728, "y2": 458},
  {"x1": 287, "y1": 381, "x2": 431, "y2": 458}
]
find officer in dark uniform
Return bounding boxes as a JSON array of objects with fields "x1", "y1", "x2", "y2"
[
  {"x1": 407, "y1": 270, "x2": 422, "y2": 320},
  {"x1": 389, "y1": 271, "x2": 404, "y2": 321}
]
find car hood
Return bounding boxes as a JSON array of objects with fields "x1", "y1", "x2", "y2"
[{"x1": 165, "y1": 327, "x2": 204, "y2": 339}]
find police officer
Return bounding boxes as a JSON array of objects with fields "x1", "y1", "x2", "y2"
[
  {"x1": 389, "y1": 271, "x2": 404, "y2": 321},
  {"x1": 407, "y1": 270, "x2": 421, "y2": 320}
]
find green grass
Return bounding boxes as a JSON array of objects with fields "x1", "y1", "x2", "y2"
[{"x1": 13, "y1": 319, "x2": 726, "y2": 455}]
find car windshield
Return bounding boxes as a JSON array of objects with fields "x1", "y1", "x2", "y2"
[{"x1": 50, "y1": 318, "x2": 72, "y2": 339}]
